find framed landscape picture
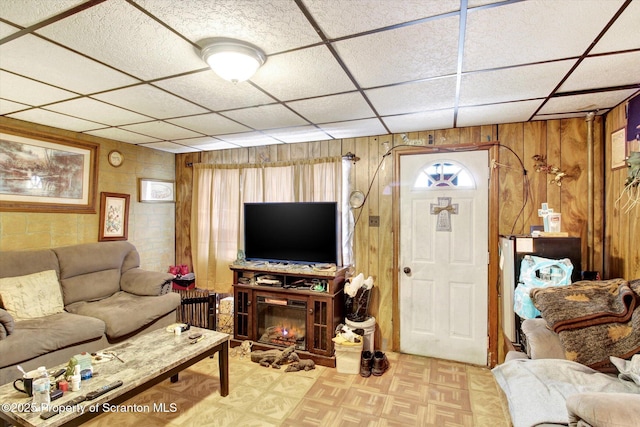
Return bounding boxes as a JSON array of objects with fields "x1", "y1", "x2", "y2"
[
  {"x1": 0, "y1": 126, "x2": 99, "y2": 213},
  {"x1": 99, "y1": 192, "x2": 130, "y2": 241},
  {"x1": 139, "y1": 178, "x2": 175, "y2": 203}
]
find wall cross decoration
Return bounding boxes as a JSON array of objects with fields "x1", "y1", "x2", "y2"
[{"x1": 430, "y1": 197, "x2": 458, "y2": 232}]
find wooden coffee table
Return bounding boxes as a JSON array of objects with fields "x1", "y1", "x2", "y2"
[{"x1": 0, "y1": 327, "x2": 229, "y2": 427}]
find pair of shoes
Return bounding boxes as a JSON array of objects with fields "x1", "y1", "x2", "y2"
[
  {"x1": 372, "y1": 351, "x2": 389, "y2": 376},
  {"x1": 360, "y1": 351, "x2": 373, "y2": 377}
]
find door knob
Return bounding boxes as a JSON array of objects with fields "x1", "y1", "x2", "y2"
[{"x1": 403, "y1": 267, "x2": 411, "y2": 275}]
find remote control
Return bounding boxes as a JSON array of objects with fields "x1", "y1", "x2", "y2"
[
  {"x1": 49, "y1": 368, "x2": 66, "y2": 378},
  {"x1": 86, "y1": 380, "x2": 123, "y2": 400},
  {"x1": 40, "y1": 395, "x2": 86, "y2": 420}
]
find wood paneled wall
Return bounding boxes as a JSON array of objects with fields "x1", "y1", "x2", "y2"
[
  {"x1": 604, "y1": 101, "x2": 640, "y2": 280},
  {"x1": 175, "y1": 116, "x2": 606, "y2": 355}
]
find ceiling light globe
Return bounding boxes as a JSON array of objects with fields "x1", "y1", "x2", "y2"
[
  {"x1": 206, "y1": 51, "x2": 261, "y2": 83},
  {"x1": 200, "y1": 38, "x2": 266, "y2": 84}
]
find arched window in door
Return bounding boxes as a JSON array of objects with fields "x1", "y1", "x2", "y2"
[{"x1": 414, "y1": 161, "x2": 475, "y2": 189}]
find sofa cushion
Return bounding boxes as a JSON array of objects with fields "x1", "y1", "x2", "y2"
[
  {"x1": 54, "y1": 242, "x2": 137, "y2": 305},
  {"x1": 60, "y1": 270, "x2": 122, "y2": 305},
  {"x1": 65, "y1": 291, "x2": 181, "y2": 340},
  {"x1": 521, "y1": 318, "x2": 566, "y2": 360},
  {"x1": 0, "y1": 309, "x2": 14, "y2": 339},
  {"x1": 567, "y1": 392, "x2": 640, "y2": 427},
  {"x1": 0, "y1": 249, "x2": 58, "y2": 280},
  {"x1": 120, "y1": 268, "x2": 173, "y2": 296},
  {"x1": 0, "y1": 270, "x2": 64, "y2": 321},
  {"x1": 0, "y1": 312, "x2": 105, "y2": 368}
]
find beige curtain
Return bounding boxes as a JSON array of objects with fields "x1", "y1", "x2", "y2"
[{"x1": 191, "y1": 157, "x2": 344, "y2": 293}]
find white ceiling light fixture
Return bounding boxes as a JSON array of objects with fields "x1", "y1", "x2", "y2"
[{"x1": 199, "y1": 38, "x2": 266, "y2": 83}]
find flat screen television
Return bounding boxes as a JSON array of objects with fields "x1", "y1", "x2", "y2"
[{"x1": 243, "y1": 202, "x2": 339, "y2": 265}]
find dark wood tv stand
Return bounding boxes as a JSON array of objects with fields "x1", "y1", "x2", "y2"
[{"x1": 230, "y1": 263, "x2": 347, "y2": 367}]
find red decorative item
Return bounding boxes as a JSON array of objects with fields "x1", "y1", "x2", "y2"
[
  {"x1": 180, "y1": 264, "x2": 189, "y2": 275},
  {"x1": 169, "y1": 265, "x2": 179, "y2": 275}
]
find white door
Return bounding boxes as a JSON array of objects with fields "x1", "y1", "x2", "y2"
[{"x1": 399, "y1": 150, "x2": 489, "y2": 365}]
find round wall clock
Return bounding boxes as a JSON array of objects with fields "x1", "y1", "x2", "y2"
[{"x1": 108, "y1": 150, "x2": 124, "y2": 167}]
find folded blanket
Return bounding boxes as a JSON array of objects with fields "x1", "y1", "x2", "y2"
[
  {"x1": 531, "y1": 279, "x2": 638, "y2": 333},
  {"x1": 558, "y1": 306, "x2": 640, "y2": 370},
  {"x1": 492, "y1": 358, "x2": 640, "y2": 427},
  {"x1": 0, "y1": 308, "x2": 14, "y2": 338},
  {"x1": 611, "y1": 354, "x2": 640, "y2": 386}
]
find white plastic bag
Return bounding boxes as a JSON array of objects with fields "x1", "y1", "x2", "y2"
[{"x1": 513, "y1": 255, "x2": 573, "y2": 319}]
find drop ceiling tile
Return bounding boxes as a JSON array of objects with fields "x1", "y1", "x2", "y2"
[
  {"x1": 459, "y1": 60, "x2": 576, "y2": 106},
  {"x1": 136, "y1": 0, "x2": 320, "y2": 54},
  {"x1": 0, "y1": 71, "x2": 77, "y2": 105},
  {"x1": 264, "y1": 126, "x2": 333, "y2": 143},
  {"x1": 173, "y1": 136, "x2": 238, "y2": 151},
  {"x1": 457, "y1": 100, "x2": 542, "y2": 127},
  {"x1": 592, "y1": 0, "x2": 640, "y2": 54},
  {"x1": 0, "y1": 0, "x2": 85, "y2": 27},
  {"x1": 167, "y1": 113, "x2": 251, "y2": 135},
  {"x1": 333, "y1": 15, "x2": 459, "y2": 87},
  {"x1": 286, "y1": 92, "x2": 373, "y2": 123},
  {"x1": 539, "y1": 89, "x2": 638, "y2": 115},
  {"x1": 463, "y1": 0, "x2": 624, "y2": 71},
  {"x1": 366, "y1": 77, "x2": 457, "y2": 116},
  {"x1": 84, "y1": 128, "x2": 161, "y2": 144},
  {"x1": 559, "y1": 51, "x2": 640, "y2": 93},
  {"x1": 154, "y1": 70, "x2": 275, "y2": 112},
  {"x1": 251, "y1": 46, "x2": 356, "y2": 101},
  {"x1": 319, "y1": 118, "x2": 388, "y2": 139},
  {"x1": 93, "y1": 85, "x2": 208, "y2": 119},
  {"x1": 0, "y1": 99, "x2": 30, "y2": 115},
  {"x1": 216, "y1": 131, "x2": 282, "y2": 148},
  {"x1": 140, "y1": 141, "x2": 200, "y2": 154},
  {"x1": 119, "y1": 121, "x2": 203, "y2": 140},
  {"x1": 0, "y1": 35, "x2": 139, "y2": 94},
  {"x1": 0, "y1": 22, "x2": 19, "y2": 38},
  {"x1": 8, "y1": 108, "x2": 104, "y2": 132},
  {"x1": 382, "y1": 109, "x2": 454, "y2": 133},
  {"x1": 222, "y1": 104, "x2": 308, "y2": 131},
  {"x1": 36, "y1": 0, "x2": 205, "y2": 81},
  {"x1": 45, "y1": 98, "x2": 151, "y2": 126},
  {"x1": 304, "y1": 0, "x2": 459, "y2": 39}
]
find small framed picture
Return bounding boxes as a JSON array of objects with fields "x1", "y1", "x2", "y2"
[
  {"x1": 99, "y1": 192, "x2": 130, "y2": 241},
  {"x1": 611, "y1": 127, "x2": 626, "y2": 170},
  {"x1": 139, "y1": 178, "x2": 175, "y2": 203}
]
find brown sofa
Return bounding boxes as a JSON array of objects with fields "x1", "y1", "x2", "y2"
[{"x1": 0, "y1": 241, "x2": 181, "y2": 385}]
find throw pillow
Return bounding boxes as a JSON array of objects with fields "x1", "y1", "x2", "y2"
[{"x1": 0, "y1": 270, "x2": 64, "y2": 321}]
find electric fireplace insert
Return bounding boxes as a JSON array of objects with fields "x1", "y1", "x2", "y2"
[{"x1": 256, "y1": 295, "x2": 307, "y2": 351}]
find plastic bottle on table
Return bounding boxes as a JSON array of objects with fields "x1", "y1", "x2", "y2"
[{"x1": 31, "y1": 366, "x2": 51, "y2": 411}]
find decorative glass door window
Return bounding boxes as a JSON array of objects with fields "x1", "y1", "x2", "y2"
[
  {"x1": 414, "y1": 161, "x2": 474, "y2": 188},
  {"x1": 413, "y1": 161, "x2": 476, "y2": 231}
]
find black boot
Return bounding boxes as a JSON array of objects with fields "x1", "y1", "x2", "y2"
[
  {"x1": 360, "y1": 350, "x2": 373, "y2": 377},
  {"x1": 372, "y1": 351, "x2": 389, "y2": 376}
]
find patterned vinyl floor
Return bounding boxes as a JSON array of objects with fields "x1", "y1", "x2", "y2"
[{"x1": 83, "y1": 351, "x2": 512, "y2": 426}]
